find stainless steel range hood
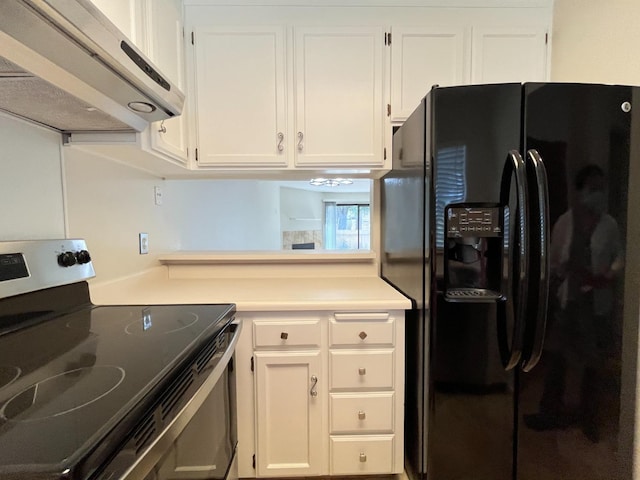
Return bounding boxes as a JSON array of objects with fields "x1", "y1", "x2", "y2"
[{"x1": 0, "y1": 0, "x2": 185, "y2": 133}]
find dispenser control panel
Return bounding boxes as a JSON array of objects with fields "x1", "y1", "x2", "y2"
[{"x1": 446, "y1": 207, "x2": 502, "y2": 238}]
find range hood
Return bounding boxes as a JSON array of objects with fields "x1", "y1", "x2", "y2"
[{"x1": 0, "y1": 0, "x2": 185, "y2": 133}]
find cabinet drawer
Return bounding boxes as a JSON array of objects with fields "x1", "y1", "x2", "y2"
[
  {"x1": 330, "y1": 393, "x2": 394, "y2": 433},
  {"x1": 330, "y1": 435, "x2": 395, "y2": 475},
  {"x1": 253, "y1": 320, "x2": 321, "y2": 348},
  {"x1": 330, "y1": 315, "x2": 394, "y2": 347},
  {"x1": 330, "y1": 350, "x2": 394, "y2": 390}
]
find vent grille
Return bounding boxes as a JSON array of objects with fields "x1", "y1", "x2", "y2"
[
  {"x1": 195, "y1": 334, "x2": 224, "y2": 373},
  {"x1": 133, "y1": 415, "x2": 156, "y2": 454},
  {"x1": 160, "y1": 369, "x2": 195, "y2": 421}
]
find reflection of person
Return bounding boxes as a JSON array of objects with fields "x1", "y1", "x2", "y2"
[{"x1": 524, "y1": 165, "x2": 623, "y2": 442}]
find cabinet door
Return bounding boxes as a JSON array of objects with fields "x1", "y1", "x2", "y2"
[
  {"x1": 391, "y1": 27, "x2": 469, "y2": 122},
  {"x1": 145, "y1": 0, "x2": 188, "y2": 164},
  {"x1": 294, "y1": 26, "x2": 385, "y2": 167},
  {"x1": 471, "y1": 27, "x2": 548, "y2": 84},
  {"x1": 193, "y1": 26, "x2": 287, "y2": 167},
  {"x1": 255, "y1": 351, "x2": 322, "y2": 477},
  {"x1": 90, "y1": 0, "x2": 145, "y2": 50}
]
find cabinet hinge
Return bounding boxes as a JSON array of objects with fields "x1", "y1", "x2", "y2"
[
  {"x1": 385, "y1": 32, "x2": 391, "y2": 46},
  {"x1": 387, "y1": 104, "x2": 391, "y2": 117},
  {"x1": 250, "y1": 356, "x2": 254, "y2": 372},
  {"x1": 252, "y1": 454, "x2": 256, "y2": 469},
  {"x1": 191, "y1": 31, "x2": 195, "y2": 45},
  {"x1": 384, "y1": 147, "x2": 387, "y2": 160}
]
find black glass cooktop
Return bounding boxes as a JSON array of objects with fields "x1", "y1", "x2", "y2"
[{"x1": 0, "y1": 300, "x2": 235, "y2": 479}]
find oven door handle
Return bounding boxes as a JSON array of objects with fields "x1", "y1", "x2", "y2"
[{"x1": 119, "y1": 319, "x2": 242, "y2": 480}]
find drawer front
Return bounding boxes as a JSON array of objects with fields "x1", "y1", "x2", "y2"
[
  {"x1": 330, "y1": 316, "x2": 394, "y2": 347},
  {"x1": 330, "y1": 393, "x2": 394, "y2": 433},
  {"x1": 330, "y1": 435, "x2": 395, "y2": 475},
  {"x1": 330, "y1": 350, "x2": 394, "y2": 390},
  {"x1": 253, "y1": 320, "x2": 321, "y2": 348}
]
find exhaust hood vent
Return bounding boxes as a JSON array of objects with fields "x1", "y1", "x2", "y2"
[{"x1": 0, "y1": 0, "x2": 185, "y2": 133}]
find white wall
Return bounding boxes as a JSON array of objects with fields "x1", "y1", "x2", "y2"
[
  {"x1": 63, "y1": 147, "x2": 180, "y2": 282},
  {"x1": 0, "y1": 113, "x2": 65, "y2": 240},
  {"x1": 165, "y1": 180, "x2": 282, "y2": 250},
  {"x1": 551, "y1": 0, "x2": 640, "y2": 85}
]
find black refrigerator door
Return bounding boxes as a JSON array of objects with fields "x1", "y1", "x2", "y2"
[
  {"x1": 429, "y1": 83, "x2": 522, "y2": 480},
  {"x1": 519, "y1": 83, "x2": 640, "y2": 480}
]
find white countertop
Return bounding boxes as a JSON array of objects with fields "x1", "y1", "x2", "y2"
[{"x1": 89, "y1": 266, "x2": 411, "y2": 312}]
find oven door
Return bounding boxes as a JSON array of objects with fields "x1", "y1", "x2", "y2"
[
  {"x1": 115, "y1": 321, "x2": 240, "y2": 480},
  {"x1": 151, "y1": 353, "x2": 238, "y2": 480}
]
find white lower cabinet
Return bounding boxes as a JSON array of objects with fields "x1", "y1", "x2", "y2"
[
  {"x1": 240, "y1": 310, "x2": 404, "y2": 478},
  {"x1": 255, "y1": 351, "x2": 323, "y2": 477}
]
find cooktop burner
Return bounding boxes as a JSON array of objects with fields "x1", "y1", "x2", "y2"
[
  {"x1": 0, "y1": 366, "x2": 20, "y2": 391},
  {"x1": 124, "y1": 310, "x2": 199, "y2": 335},
  {"x1": 1, "y1": 365, "x2": 125, "y2": 422}
]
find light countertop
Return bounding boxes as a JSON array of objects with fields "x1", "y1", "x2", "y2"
[{"x1": 89, "y1": 266, "x2": 411, "y2": 312}]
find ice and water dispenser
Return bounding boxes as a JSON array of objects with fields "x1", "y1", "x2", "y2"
[{"x1": 444, "y1": 205, "x2": 504, "y2": 301}]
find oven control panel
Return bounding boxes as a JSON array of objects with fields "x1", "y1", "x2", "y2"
[{"x1": 0, "y1": 239, "x2": 95, "y2": 299}]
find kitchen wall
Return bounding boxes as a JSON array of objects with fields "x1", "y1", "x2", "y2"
[
  {"x1": 0, "y1": 112, "x2": 65, "y2": 241},
  {"x1": 165, "y1": 179, "x2": 282, "y2": 250},
  {"x1": 551, "y1": 0, "x2": 640, "y2": 85},
  {"x1": 63, "y1": 147, "x2": 180, "y2": 282}
]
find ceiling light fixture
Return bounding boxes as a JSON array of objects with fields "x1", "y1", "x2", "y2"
[{"x1": 309, "y1": 177, "x2": 354, "y2": 187}]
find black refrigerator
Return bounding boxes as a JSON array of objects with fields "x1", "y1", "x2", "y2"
[{"x1": 381, "y1": 83, "x2": 640, "y2": 480}]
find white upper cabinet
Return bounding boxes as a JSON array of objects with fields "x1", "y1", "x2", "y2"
[
  {"x1": 192, "y1": 26, "x2": 287, "y2": 167},
  {"x1": 390, "y1": 27, "x2": 470, "y2": 122},
  {"x1": 293, "y1": 27, "x2": 386, "y2": 168},
  {"x1": 471, "y1": 27, "x2": 548, "y2": 84},
  {"x1": 143, "y1": 0, "x2": 189, "y2": 164},
  {"x1": 190, "y1": 25, "x2": 387, "y2": 171},
  {"x1": 90, "y1": 0, "x2": 145, "y2": 50}
]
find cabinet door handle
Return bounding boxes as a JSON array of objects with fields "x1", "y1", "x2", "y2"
[
  {"x1": 297, "y1": 131, "x2": 304, "y2": 151},
  {"x1": 359, "y1": 331, "x2": 368, "y2": 340},
  {"x1": 358, "y1": 410, "x2": 366, "y2": 420},
  {"x1": 358, "y1": 367, "x2": 366, "y2": 376},
  {"x1": 310, "y1": 375, "x2": 318, "y2": 397},
  {"x1": 359, "y1": 453, "x2": 367, "y2": 463},
  {"x1": 277, "y1": 132, "x2": 284, "y2": 152},
  {"x1": 280, "y1": 332, "x2": 288, "y2": 340},
  {"x1": 158, "y1": 120, "x2": 166, "y2": 134}
]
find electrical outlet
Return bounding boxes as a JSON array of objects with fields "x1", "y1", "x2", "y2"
[
  {"x1": 154, "y1": 186, "x2": 163, "y2": 205},
  {"x1": 139, "y1": 233, "x2": 149, "y2": 254}
]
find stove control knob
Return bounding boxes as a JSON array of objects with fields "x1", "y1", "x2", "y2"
[
  {"x1": 75, "y1": 250, "x2": 92, "y2": 264},
  {"x1": 57, "y1": 251, "x2": 77, "y2": 267}
]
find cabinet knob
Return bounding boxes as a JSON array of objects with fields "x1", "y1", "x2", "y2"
[
  {"x1": 297, "y1": 131, "x2": 304, "y2": 151},
  {"x1": 359, "y1": 331, "x2": 368, "y2": 340},
  {"x1": 358, "y1": 410, "x2": 366, "y2": 420},
  {"x1": 280, "y1": 332, "x2": 289, "y2": 340},
  {"x1": 277, "y1": 132, "x2": 284, "y2": 152},
  {"x1": 358, "y1": 367, "x2": 366, "y2": 376},
  {"x1": 359, "y1": 452, "x2": 367, "y2": 463}
]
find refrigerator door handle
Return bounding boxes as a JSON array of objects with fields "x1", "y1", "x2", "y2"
[
  {"x1": 521, "y1": 149, "x2": 550, "y2": 372},
  {"x1": 497, "y1": 150, "x2": 529, "y2": 370}
]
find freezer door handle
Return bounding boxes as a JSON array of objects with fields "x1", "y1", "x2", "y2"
[
  {"x1": 497, "y1": 150, "x2": 529, "y2": 370},
  {"x1": 521, "y1": 149, "x2": 550, "y2": 372}
]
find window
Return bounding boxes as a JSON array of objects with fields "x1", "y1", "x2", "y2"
[{"x1": 324, "y1": 203, "x2": 370, "y2": 250}]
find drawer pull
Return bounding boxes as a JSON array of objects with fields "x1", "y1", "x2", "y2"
[
  {"x1": 358, "y1": 367, "x2": 366, "y2": 376},
  {"x1": 280, "y1": 332, "x2": 289, "y2": 340},
  {"x1": 359, "y1": 452, "x2": 367, "y2": 463},
  {"x1": 310, "y1": 375, "x2": 318, "y2": 397},
  {"x1": 359, "y1": 331, "x2": 368, "y2": 340},
  {"x1": 358, "y1": 410, "x2": 366, "y2": 420}
]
